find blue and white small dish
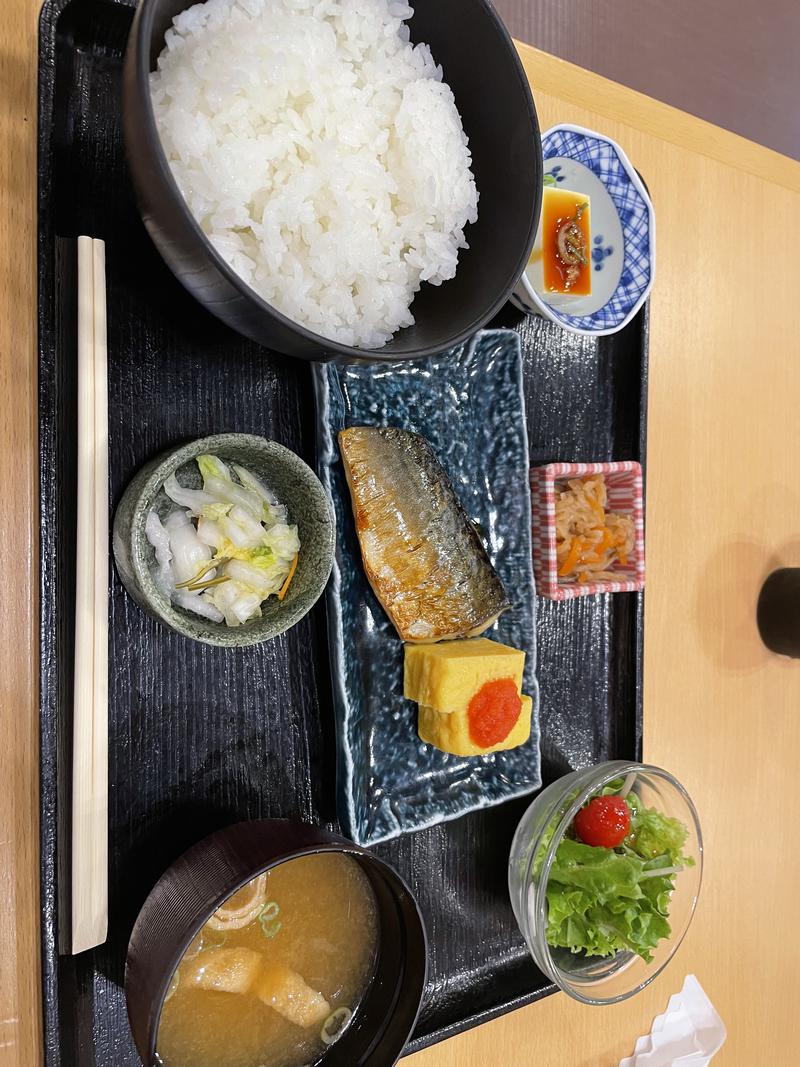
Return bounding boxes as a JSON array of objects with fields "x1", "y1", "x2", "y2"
[
  {"x1": 313, "y1": 330, "x2": 541, "y2": 846},
  {"x1": 512, "y1": 124, "x2": 655, "y2": 336}
]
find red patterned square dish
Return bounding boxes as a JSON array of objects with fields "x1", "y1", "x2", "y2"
[{"x1": 531, "y1": 461, "x2": 645, "y2": 600}]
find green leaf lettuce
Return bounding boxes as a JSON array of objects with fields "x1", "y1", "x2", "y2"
[{"x1": 544, "y1": 797, "x2": 693, "y2": 964}]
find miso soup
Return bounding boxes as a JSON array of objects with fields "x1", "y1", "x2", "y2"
[{"x1": 157, "y1": 853, "x2": 378, "y2": 1067}]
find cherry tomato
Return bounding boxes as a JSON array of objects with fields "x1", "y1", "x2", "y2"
[{"x1": 573, "y1": 795, "x2": 631, "y2": 848}]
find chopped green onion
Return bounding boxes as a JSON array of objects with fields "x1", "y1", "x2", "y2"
[
  {"x1": 320, "y1": 1007, "x2": 352, "y2": 1045},
  {"x1": 259, "y1": 900, "x2": 281, "y2": 939}
]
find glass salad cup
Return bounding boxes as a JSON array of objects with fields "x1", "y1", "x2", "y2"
[{"x1": 508, "y1": 761, "x2": 703, "y2": 1005}]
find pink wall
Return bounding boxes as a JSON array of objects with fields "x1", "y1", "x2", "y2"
[{"x1": 494, "y1": 0, "x2": 800, "y2": 161}]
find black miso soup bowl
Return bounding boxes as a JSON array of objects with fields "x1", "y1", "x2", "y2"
[
  {"x1": 125, "y1": 819, "x2": 428, "y2": 1067},
  {"x1": 122, "y1": 0, "x2": 542, "y2": 363}
]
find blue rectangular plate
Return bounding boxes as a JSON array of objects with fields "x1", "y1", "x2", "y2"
[{"x1": 314, "y1": 330, "x2": 542, "y2": 846}]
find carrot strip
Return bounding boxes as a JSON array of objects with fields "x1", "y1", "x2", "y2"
[
  {"x1": 558, "y1": 537, "x2": 583, "y2": 577},
  {"x1": 555, "y1": 475, "x2": 635, "y2": 582},
  {"x1": 277, "y1": 553, "x2": 299, "y2": 601}
]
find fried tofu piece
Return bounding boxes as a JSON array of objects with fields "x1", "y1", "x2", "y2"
[
  {"x1": 254, "y1": 963, "x2": 330, "y2": 1029},
  {"x1": 181, "y1": 947, "x2": 263, "y2": 994}
]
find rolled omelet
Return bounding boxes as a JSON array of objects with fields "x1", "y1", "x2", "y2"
[{"x1": 418, "y1": 694, "x2": 533, "y2": 756}]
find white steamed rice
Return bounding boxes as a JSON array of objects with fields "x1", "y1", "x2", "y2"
[{"x1": 150, "y1": 0, "x2": 479, "y2": 348}]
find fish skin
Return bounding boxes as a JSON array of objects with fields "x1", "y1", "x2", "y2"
[{"x1": 339, "y1": 426, "x2": 510, "y2": 642}]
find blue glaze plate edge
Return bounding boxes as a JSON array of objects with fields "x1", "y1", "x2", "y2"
[
  {"x1": 313, "y1": 329, "x2": 542, "y2": 846},
  {"x1": 540, "y1": 125, "x2": 654, "y2": 331}
]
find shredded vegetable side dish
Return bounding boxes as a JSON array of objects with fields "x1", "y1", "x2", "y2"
[{"x1": 554, "y1": 475, "x2": 634, "y2": 582}]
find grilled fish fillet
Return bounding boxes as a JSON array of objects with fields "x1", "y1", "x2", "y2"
[{"x1": 339, "y1": 427, "x2": 510, "y2": 642}]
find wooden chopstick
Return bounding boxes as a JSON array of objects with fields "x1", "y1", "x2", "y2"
[
  {"x1": 71, "y1": 236, "x2": 108, "y2": 954},
  {"x1": 91, "y1": 239, "x2": 109, "y2": 946}
]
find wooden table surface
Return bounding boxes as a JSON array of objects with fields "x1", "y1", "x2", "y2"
[{"x1": 3, "y1": 3, "x2": 800, "y2": 1065}]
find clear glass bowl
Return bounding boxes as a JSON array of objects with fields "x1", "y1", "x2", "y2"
[{"x1": 508, "y1": 761, "x2": 702, "y2": 1005}]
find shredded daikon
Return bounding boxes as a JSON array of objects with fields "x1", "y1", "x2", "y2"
[{"x1": 554, "y1": 475, "x2": 634, "y2": 582}]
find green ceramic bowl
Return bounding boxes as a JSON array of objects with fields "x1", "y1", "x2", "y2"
[{"x1": 112, "y1": 434, "x2": 335, "y2": 646}]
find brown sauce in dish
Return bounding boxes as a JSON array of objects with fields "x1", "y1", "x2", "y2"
[{"x1": 541, "y1": 188, "x2": 592, "y2": 296}]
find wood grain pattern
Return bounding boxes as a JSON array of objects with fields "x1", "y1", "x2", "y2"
[
  {"x1": 4, "y1": 2, "x2": 800, "y2": 1063},
  {"x1": 0, "y1": 0, "x2": 42, "y2": 1064}
]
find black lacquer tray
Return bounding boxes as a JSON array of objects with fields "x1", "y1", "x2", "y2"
[{"x1": 38, "y1": 0, "x2": 646, "y2": 1061}]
